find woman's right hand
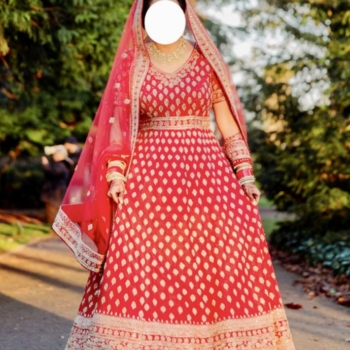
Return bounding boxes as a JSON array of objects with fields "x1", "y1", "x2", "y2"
[{"x1": 107, "y1": 179, "x2": 125, "y2": 204}]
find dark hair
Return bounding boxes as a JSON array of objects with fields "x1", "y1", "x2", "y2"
[
  {"x1": 65, "y1": 136, "x2": 78, "y2": 144},
  {"x1": 142, "y1": 0, "x2": 187, "y2": 28}
]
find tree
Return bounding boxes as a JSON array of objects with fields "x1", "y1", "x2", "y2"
[
  {"x1": 0, "y1": 0, "x2": 133, "y2": 208},
  {"x1": 235, "y1": 0, "x2": 350, "y2": 274},
  {"x1": 0, "y1": 0, "x2": 133, "y2": 157}
]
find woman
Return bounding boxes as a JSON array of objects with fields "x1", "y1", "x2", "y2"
[{"x1": 53, "y1": 0, "x2": 296, "y2": 348}]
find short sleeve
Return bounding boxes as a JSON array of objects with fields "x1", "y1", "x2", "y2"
[{"x1": 211, "y1": 70, "x2": 226, "y2": 104}]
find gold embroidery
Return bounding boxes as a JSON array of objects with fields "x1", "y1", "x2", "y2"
[
  {"x1": 140, "y1": 48, "x2": 227, "y2": 119},
  {"x1": 139, "y1": 116, "x2": 211, "y2": 131},
  {"x1": 53, "y1": 208, "x2": 104, "y2": 272},
  {"x1": 66, "y1": 307, "x2": 295, "y2": 349},
  {"x1": 211, "y1": 70, "x2": 225, "y2": 104}
]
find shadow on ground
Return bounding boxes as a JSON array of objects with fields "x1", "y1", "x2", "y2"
[
  {"x1": 0, "y1": 238, "x2": 88, "y2": 350},
  {"x1": 0, "y1": 293, "x2": 72, "y2": 350},
  {"x1": 0, "y1": 237, "x2": 350, "y2": 350}
]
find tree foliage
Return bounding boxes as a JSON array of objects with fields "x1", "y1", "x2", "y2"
[
  {"x1": 0, "y1": 0, "x2": 133, "y2": 157},
  {"x1": 1, "y1": 0, "x2": 350, "y2": 254},
  {"x1": 237, "y1": 0, "x2": 350, "y2": 258}
]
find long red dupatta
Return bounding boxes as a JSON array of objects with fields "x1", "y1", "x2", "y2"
[{"x1": 53, "y1": 0, "x2": 248, "y2": 273}]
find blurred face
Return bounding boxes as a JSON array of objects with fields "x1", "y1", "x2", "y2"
[
  {"x1": 53, "y1": 152, "x2": 66, "y2": 162},
  {"x1": 145, "y1": 0, "x2": 186, "y2": 45},
  {"x1": 64, "y1": 142, "x2": 78, "y2": 153}
]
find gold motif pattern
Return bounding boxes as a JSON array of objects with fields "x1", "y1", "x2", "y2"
[
  {"x1": 66, "y1": 127, "x2": 295, "y2": 349},
  {"x1": 62, "y1": 2, "x2": 295, "y2": 349}
]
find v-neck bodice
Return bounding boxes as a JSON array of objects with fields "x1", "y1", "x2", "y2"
[{"x1": 140, "y1": 49, "x2": 226, "y2": 119}]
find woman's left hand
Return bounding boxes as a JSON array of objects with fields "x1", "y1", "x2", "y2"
[{"x1": 242, "y1": 183, "x2": 261, "y2": 206}]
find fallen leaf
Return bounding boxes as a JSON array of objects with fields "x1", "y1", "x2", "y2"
[
  {"x1": 284, "y1": 302, "x2": 303, "y2": 310},
  {"x1": 338, "y1": 297, "x2": 350, "y2": 306},
  {"x1": 269, "y1": 246, "x2": 350, "y2": 309}
]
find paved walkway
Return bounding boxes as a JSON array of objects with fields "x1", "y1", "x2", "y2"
[{"x1": 0, "y1": 237, "x2": 349, "y2": 350}]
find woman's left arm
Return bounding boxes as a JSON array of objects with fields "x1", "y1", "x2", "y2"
[
  {"x1": 213, "y1": 100, "x2": 240, "y2": 139},
  {"x1": 213, "y1": 100, "x2": 261, "y2": 205}
]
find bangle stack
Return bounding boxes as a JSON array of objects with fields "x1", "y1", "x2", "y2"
[
  {"x1": 108, "y1": 160, "x2": 126, "y2": 172},
  {"x1": 223, "y1": 133, "x2": 255, "y2": 186},
  {"x1": 106, "y1": 160, "x2": 127, "y2": 183},
  {"x1": 106, "y1": 172, "x2": 127, "y2": 183}
]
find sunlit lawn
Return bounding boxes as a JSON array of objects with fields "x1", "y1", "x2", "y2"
[
  {"x1": 259, "y1": 196, "x2": 281, "y2": 238},
  {"x1": 0, "y1": 222, "x2": 52, "y2": 254}
]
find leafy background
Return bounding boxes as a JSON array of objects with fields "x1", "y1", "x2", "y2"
[{"x1": 0, "y1": 0, "x2": 349, "y2": 275}]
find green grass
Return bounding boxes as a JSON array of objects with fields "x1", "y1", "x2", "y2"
[
  {"x1": 262, "y1": 218, "x2": 280, "y2": 238},
  {"x1": 258, "y1": 196, "x2": 274, "y2": 208},
  {"x1": 0, "y1": 222, "x2": 52, "y2": 254}
]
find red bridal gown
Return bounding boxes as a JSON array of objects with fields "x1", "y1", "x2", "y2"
[{"x1": 66, "y1": 48, "x2": 295, "y2": 350}]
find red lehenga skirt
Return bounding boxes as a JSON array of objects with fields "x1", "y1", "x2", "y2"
[{"x1": 65, "y1": 116, "x2": 295, "y2": 349}]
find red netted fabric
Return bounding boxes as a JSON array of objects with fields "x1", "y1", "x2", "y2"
[{"x1": 52, "y1": 4, "x2": 137, "y2": 271}]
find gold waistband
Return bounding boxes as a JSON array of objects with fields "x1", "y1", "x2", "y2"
[{"x1": 139, "y1": 116, "x2": 211, "y2": 130}]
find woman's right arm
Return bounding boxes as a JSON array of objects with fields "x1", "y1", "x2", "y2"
[{"x1": 106, "y1": 50, "x2": 133, "y2": 205}]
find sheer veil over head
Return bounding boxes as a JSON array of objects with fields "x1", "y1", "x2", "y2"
[{"x1": 53, "y1": 0, "x2": 248, "y2": 272}]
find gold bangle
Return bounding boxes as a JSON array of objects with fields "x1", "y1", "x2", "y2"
[
  {"x1": 239, "y1": 176, "x2": 255, "y2": 186},
  {"x1": 107, "y1": 160, "x2": 126, "y2": 170},
  {"x1": 234, "y1": 163, "x2": 252, "y2": 171},
  {"x1": 106, "y1": 172, "x2": 127, "y2": 183}
]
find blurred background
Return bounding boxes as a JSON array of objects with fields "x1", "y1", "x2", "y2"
[{"x1": 0, "y1": 0, "x2": 349, "y2": 289}]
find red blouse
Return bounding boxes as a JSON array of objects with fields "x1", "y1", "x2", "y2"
[{"x1": 140, "y1": 48, "x2": 226, "y2": 119}]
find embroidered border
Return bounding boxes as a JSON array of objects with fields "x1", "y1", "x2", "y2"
[
  {"x1": 139, "y1": 116, "x2": 211, "y2": 130},
  {"x1": 127, "y1": 0, "x2": 151, "y2": 178},
  {"x1": 66, "y1": 307, "x2": 295, "y2": 349},
  {"x1": 53, "y1": 208, "x2": 104, "y2": 273}
]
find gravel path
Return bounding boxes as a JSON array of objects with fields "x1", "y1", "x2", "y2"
[{"x1": 0, "y1": 237, "x2": 349, "y2": 350}]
